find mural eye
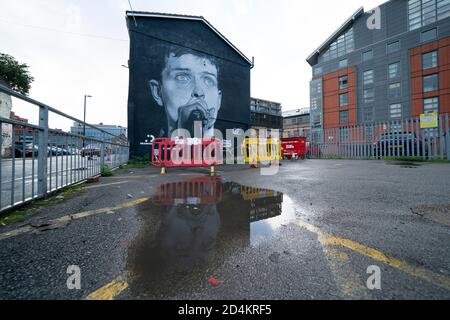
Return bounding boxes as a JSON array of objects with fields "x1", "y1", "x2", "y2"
[
  {"x1": 175, "y1": 74, "x2": 190, "y2": 82},
  {"x1": 203, "y1": 76, "x2": 216, "y2": 87}
]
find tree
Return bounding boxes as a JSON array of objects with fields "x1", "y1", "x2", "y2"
[{"x1": 0, "y1": 53, "x2": 34, "y2": 95}]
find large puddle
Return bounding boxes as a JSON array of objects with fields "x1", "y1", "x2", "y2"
[{"x1": 126, "y1": 176, "x2": 299, "y2": 297}]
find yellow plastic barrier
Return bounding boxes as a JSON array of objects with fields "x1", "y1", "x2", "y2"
[
  {"x1": 240, "y1": 186, "x2": 276, "y2": 201},
  {"x1": 242, "y1": 138, "x2": 282, "y2": 164}
]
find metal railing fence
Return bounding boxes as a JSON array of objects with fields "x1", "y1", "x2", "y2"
[
  {"x1": 306, "y1": 114, "x2": 450, "y2": 161},
  {"x1": 0, "y1": 84, "x2": 129, "y2": 213}
]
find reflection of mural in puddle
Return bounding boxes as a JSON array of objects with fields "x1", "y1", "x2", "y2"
[{"x1": 126, "y1": 176, "x2": 296, "y2": 298}]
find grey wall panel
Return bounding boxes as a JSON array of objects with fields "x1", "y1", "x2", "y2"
[{"x1": 311, "y1": 0, "x2": 450, "y2": 125}]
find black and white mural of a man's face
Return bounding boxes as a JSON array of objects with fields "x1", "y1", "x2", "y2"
[{"x1": 150, "y1": 52, "x2": 222, "y2": 137}]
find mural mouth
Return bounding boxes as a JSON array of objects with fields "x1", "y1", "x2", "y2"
[{"x1": 178, "y1": 100, "x2": 215, "y2": 132}]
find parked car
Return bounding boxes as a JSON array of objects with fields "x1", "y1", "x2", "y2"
[
  {"x1": 68, "y1": 147, "x2": 80, "y2": 155},
  {"x1": 14, "y1": 142, "x2": 38, "y2": 158},
  {"x1": 81, "y1": 145, "x2": 100, "y2": 157},
  {"x1": 373, "y1": 132, "x2": 428, "y2": 157}
]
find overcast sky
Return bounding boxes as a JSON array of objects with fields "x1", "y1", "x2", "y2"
[{"x1": 0, "y1": 0, "x2": 386, "y2": 130}]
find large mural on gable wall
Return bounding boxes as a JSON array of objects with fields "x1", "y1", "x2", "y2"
[{"x1": 126, "y1": 13, "x2": 251, "y2": 158}]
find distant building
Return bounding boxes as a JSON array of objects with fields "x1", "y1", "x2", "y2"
[
  {"x1": 70, "y1": 122, "x2": 128, "y2": 142},
  {"x1": 282, "y1": 108, "x2": 310, "y2": 138},
  {"x1": 250, "y1": 97, "x2": 283, "y2": 131},
  {"x1": 10, "y1": 112, "x2": 34, "y2": 142}
]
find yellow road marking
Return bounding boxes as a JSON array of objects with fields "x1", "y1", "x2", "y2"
[
  {"x1": 85, "y1": 277, "x2": 129, "y2": 300},
  {"x1": 321, "y1": 245, "x2": 370, "y2": 299},
  {"x1": 0, "y1": 226, "x2": 34, "y2": 241},
  {"x1": 0, "y1": 197, "x2": 150, "y2": 241},
  {"x1": 295, "y1": 220, "x2": 450, "y2": 292},
  {"x1": 84, "y1": 181, "x2": 130, "y2": 189},
  {"x1": 85, "y1": 217, "x2": 450, "y2": 300}
]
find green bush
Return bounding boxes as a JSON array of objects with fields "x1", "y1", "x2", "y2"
[
  {"x1": 101, "y1": 165, "x2": 113, "y2": 177},
  {"x1": 128, "y1": 154, "x2": 152, "y2": 167}
]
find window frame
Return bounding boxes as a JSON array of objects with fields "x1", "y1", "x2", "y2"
[
  {"x1": 423, "y1": 97, "x2": 440, "y2": 114},
  {"x1": 363, "y1": 88, "x2": 375, "y2": 103},
  {"x1": 388, "y1": 62, "x2": 401, "y2": 80},
  {"x1": 388, "y1": 82, "x2": 402, "y2": 99},
  {"x1": 387, "y1": 41, "x2": 401, "y2": 54},
  {"x1": 339, "y1": 59, "x2": 348, "y2": 69},
  {"x1": 389, "y1": 103, "x2": 402, "y2": 120},
  {"x1": 339, "y1": 93, "x2": 349, "y2": 107},
  {"x1": 362, "y1": 50, "x2": 373, "y2": 62},
  {"x1": 422, "y1": 51, "x2": 438, "y2": 70},
  {"x1": 339, "y1": 110, "x2": 349, "y2": 124},
  {"x1": 421, "y1": 27, "x2": 438, "y2": 43},
  {"x1": 423, "y1": 73, "x2": 439, "y2": 93},
  {"x1": 339, "y1": 75, "x2": 349, "y2": 90},
  {"x1": 363, "y1": 69, "x2": 374, "y2": 86}
]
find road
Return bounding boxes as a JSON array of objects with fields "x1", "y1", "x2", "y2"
[
  {"x1": 0, "y1": 154, "x2": 127, "y2": 210},
  {"x1": 0, "y1": 160, "x2": 449, "y2": 299}
]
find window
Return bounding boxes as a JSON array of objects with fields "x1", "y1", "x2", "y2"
[
  {"x1": 389, "y1": 83, "x2": 402, "y2": 98},
  {"x1": 314, "y1": 67, "x2": 323, "y2": 76},
  {"x1": 422, "y1": 51, "x2": 438, "y2": 69},
  {"x1": 362, "y1": 50, "x2": 373, "y2": 61},
  {"x1": 390, "y1": 104, "x2": 402, "y2": 119},
  {"x1": 339, "y1": 93, "x2": 349, "y2": 106},
  {"x1": 312, "y1": 115, "x2": 322, "y2": 128},
  {"x1": 339, "y1": 59, "x2": 348, "y2": 68},
  {"x1": 363, "y1": 107, "x2": 374, "y2": 122},
  {"x1": 423, "y1": 97, "x2": 439, "y2": 113},
  {"x1": 421, "y1": 28, "x2": 438, "y2": 42},
  {"x1": 311, "y1": 80, "x2": 322, "y2": 95},
  {"x1": 408, "y1": 0, "x2": 450, "y2": 30},
  {"x1": 339, "y1": 76, "x2": 348, "y2": 89},
  {"x1": 423, "y1": 74, "x2": 439, "y2": 92},
  {"x1": 364, "y1": 127, "x2": 374, "y2": 141},
  {"x1": 387, "y1": 41, "x2": 400, "y2": 54},
  {"x1": 340, "y1": 110, "x2": 349, "y2": 124},
  {"x1": 438, "y1": 0, "x2": 450, "y2": 20},
  {"x1": 319, "y1": 27, "x2": 354, "y2": 63},
  {"x1": 363, "y1": 88, "x2": 375, "y2": 103},
  {"x1": 311, "y1": 97, "x2": 320, "y2": 110},
  {"x1": 388, "y1": 62, "x2": 400, "y2": 79},
  {"x1": 363, "y1": 70, "x2": 374, "y2": 86},
  {"x1": 340, "y1": 128, "x2": 349, "y2": 140},
  {"x1": 423, "y1": 0, "x2": 437, "y2": 25},
  {"x1": 409, "y1": 0, "x2": 423, "y2": 30}
]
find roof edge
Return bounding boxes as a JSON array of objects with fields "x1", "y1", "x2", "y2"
[
  {"x1": 126, "y1": 11, "x2": 253, "y2": 67},
  {"x1": 306, "y1": 7, "x2": 364, "y2": 66}
]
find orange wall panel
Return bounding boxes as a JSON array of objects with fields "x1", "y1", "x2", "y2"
[
  {"x1": 410, "y1": 37, "x2": 450, "y2": 117},
  {"x1": 321, "y1": 66, "x2": 357, "y2": 129}
]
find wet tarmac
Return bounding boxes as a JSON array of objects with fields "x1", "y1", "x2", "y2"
[
  {"x1": 1, "y1": 160, "x2": 450, "y2": 300},
  {"x1": 126, "y1": 176, "x2": 299, "y2": 298}
]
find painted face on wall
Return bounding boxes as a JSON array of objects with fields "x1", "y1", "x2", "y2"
[{"x1": 150, "y1": 53, "x2": 222, "y2": 137}]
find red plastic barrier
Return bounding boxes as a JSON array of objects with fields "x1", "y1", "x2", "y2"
[{"x1": 152, "y1": 138, "x2": 222, "y2": 168}]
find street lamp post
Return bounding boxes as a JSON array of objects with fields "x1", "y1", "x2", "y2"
[{"x1": 83, "y1": 95, "x2": 92, "y2": 147}]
